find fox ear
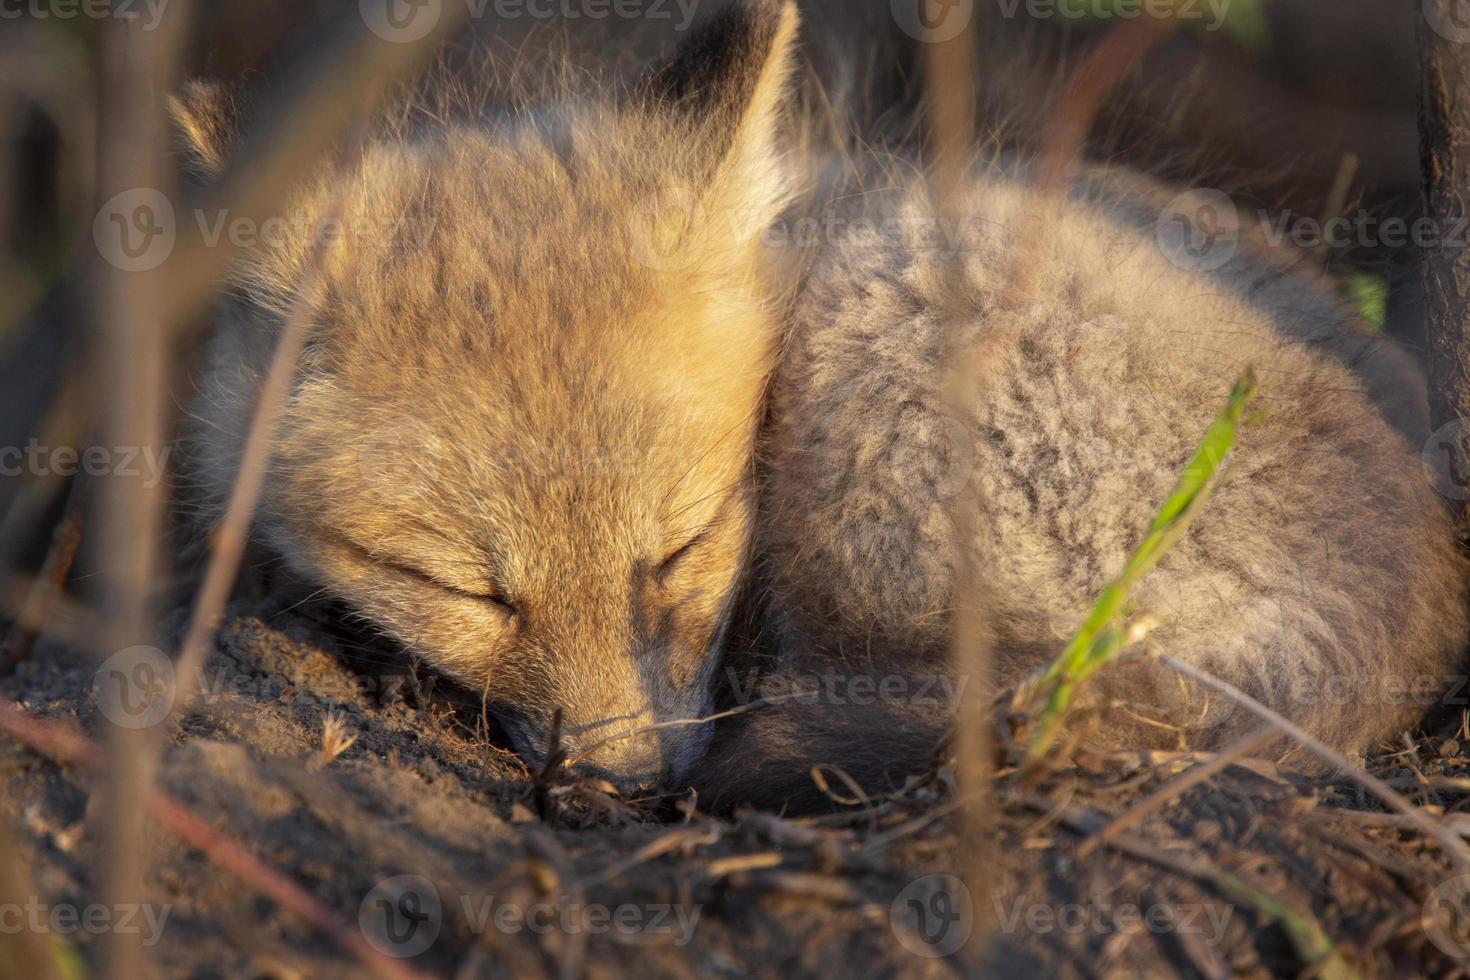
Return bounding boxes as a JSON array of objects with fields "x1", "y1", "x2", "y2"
[
  {"x1": 646, "y1": 0, "x2": 801, "y2": 218},
  {"x1": 168, "y1": 79, "x2": 243, "y2": 181}
]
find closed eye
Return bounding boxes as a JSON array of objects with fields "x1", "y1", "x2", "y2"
[
  {"x1": 656, "y1": 529, "x2": 710, "y2": 585},
  {"x1": 391, "y1": 562, "x2": 518, "y2": 617},
  {"x1": 326, "y1": 530, "x2": 517, "y2": 617}
]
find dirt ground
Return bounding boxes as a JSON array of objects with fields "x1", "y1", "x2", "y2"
[{"x1": 5, "y1": 584, "x2": 1470, "y2": 979}]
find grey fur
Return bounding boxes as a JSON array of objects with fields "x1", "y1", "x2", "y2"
[{"x1": 738, "y1": 160, "x2": 1469, "y2": 790}]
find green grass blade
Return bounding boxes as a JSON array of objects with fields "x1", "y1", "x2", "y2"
[{"x1": 1026, "y1": 370, "x2": 1260, "y2": 762}]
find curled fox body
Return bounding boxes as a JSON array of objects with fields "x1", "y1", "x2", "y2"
[{"x1": 180, "y1": 1, "x2": 1468, "y2": 802}]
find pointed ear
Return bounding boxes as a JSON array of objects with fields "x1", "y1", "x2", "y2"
[
  {"x1": 645, "y1": 0, "x2": 801, "y2": 218},
  {"x1": 168, "y1": 79, "x2": 244, "y2": 181}
]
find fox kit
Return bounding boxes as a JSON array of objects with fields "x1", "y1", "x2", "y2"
[{"x1": 180, "y1": 1, "x2": 1467, "y2": 801}]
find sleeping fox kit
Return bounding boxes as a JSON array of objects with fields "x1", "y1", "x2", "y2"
[{"x1": 177, "y1": 1, "x2": 1469, "y2": 805}]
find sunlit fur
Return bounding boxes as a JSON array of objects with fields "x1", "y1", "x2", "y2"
[
  {"x1": 180, "y1": 1, "x2": 800, "y2": 791},
  {"x1": 180, "y1": 0, "x2": 1468, "y2": 807}
]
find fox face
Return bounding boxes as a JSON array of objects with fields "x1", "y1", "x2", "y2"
[{"x1": 181, "y1": 1, "x2": 802, "y2": 792}]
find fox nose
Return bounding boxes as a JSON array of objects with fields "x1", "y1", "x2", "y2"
[
  {"x1": 566, "y1": 758, "x2": 670, "y2": 798},
  {"x1": 561, "y1": 727, "x2": 673, "y2": 797},
  {"x1": 500, "y1": 716, "x2": 672, "y2": 795}
]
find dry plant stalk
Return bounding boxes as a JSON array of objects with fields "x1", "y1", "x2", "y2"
[
  {"x1": 919, "y1": 2, "x2": 993, "y2": 948},
  {"x1": 0, "y1": 817, "x2": 64, "y2": 980},
  {"x1": 84, "y1": 10, "x2": 476, "y2": 980},
  {"x1": 924, "y1": 2, "x2": 1186, "y2": 950},
  {"x1": 167, "y1": 160, "x2": 358, "y2": 721},
  {"x1": 93, "y1": 11, "x2": 187, "y2": 980}
]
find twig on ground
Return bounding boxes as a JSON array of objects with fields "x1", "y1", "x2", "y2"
[
  {"x1": 1018, "y1": 793, "x2": 1361, "y2": 980},
  {"x1": 1159, "y1": 655, "x2": 1470, "y2": 875},
  {"x1": 0, "y1": 701, "x2": 434, "y2": 980},
  {"x1": 706, "y1": 852, "x2": 783, "y2": 878},
  {"x1": 0, "y1": 476, "x2": 87, "y2": 676},
  {"x1": 572, "y1": 825, "x2": 721, "y2": 892},
  {"x1": 1078, "y1": 725, "x2": 1280, "y2": 858}
]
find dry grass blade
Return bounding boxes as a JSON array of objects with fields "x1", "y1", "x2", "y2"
[
  {"x1": 167, "y1": 148, "x2": 360, "y2": 722},
  {"x1": 1159, "y1": 655, "x2": 1470, "y2": 875},
  {"x1": 318, "y1": 709, "x2": 359, "y2": 767},
  {"x1": 1021, "y1": 794, "x2": 1362, "y2": 980},
  {"x1": 1077, "y1": 725, "x2": 1279, "y2": 858},
  {"x1": 919, "y1": 1, "x2": 992, "y2": 949},
  {"x1": 562, "y1": 693, "x2": 810, "y2": 772}
]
